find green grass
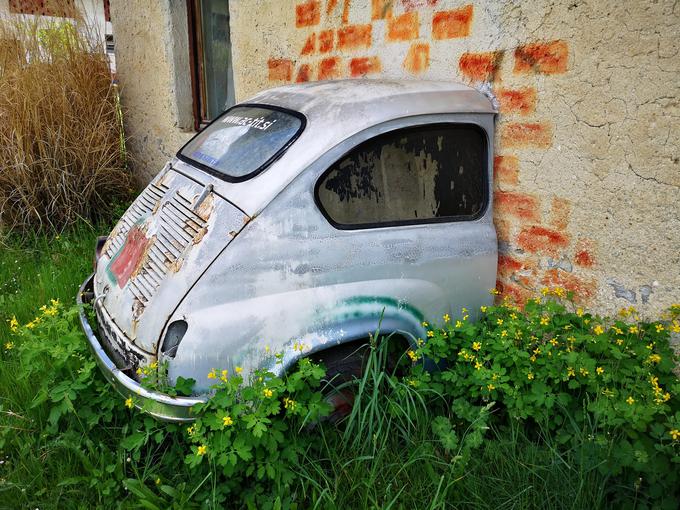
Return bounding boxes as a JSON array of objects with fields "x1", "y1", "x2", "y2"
[{"x1": 0, "y1": 224, "x2": 671, "y2": 509}]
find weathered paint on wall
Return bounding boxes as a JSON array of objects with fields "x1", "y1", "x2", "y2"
[{"x1": 109, "y1": 0, "x2": 679, "y2": 317}]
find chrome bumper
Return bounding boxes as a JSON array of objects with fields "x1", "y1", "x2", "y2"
[{"x1": 77, "y1": 274, "x2": 205, "y2": 422}]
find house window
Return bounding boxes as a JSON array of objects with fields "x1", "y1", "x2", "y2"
[
  {"x1": 188, "y1": 0, "x2": 235, "y2": 128},
  {"x1": 315, "y1": 124, "x2": 487, "y2": 229}
]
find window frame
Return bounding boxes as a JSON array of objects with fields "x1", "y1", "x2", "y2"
[
  {"x1": 313, "y1": 122, "x2": 489, "y2": 231},
  {"x1": 175, "y1": 103, "x2": 307, "y2": 183}
]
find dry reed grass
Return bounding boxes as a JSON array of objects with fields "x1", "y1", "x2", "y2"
[{"x1": 0, "y1": 16, "x2": 132, "y2": 235}]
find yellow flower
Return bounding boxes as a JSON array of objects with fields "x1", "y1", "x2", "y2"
[
  {"x1": 149, "y1": 361, "x2": 158, "y2": 370},
  {"x1": 527, "y1": 373, "x2": 534, "y2": 380},
  {"x1": 530, "y1": 355, "x2": 537, "y2": 362},
  {"x1": 567, "y1": 367, "x2": 575, "y2": 377},
  {"x1": 4, "y1": 341, "x2": 14, "y2": 350},
  {"x1": 463, "y1": 314, "x2": 469, "y2": 321},
  {"x1": 265, "y1": 345, "x2": 271, "y2": 353},
  {"x1": 500, "y1": 330, "x2": 507, "y2": 338},
  {"x1": 670, "y1": 429, "x2": 680, "y2": 441},
  {"x1": 262, "y1": 388, "x2": 273, "y2": 398},
  {"x1": 222, "y1": 415, "x2": 233, "y2": 426},
  {"x1": 655, "y1": 324, "x2": 664, "y2": 333},
  {"x1": 407, "y1": 378, "x2": 418, "y2": 387},
  {"x1": 462, "y1": 307, "x2": 468, "y2": 314},
  {"x1": 510, "y1": 313, "x2": 518, "y2": 320},
  {"x1": 671, "y1": 321, "x2": 680, "y2": 333},
  {"x1": 443, "y1": 313, "x2": 450, "y2": 323},
  {"x1": 584, "y1": 318, "x2": 590, "y2": 325},
  {"x1": 197, "y1": 445, "x2": 207, "y2": 456},
  {"x1": 486, "y1": 384, "x2": 496, "y2": 392},
  {"x1": 26, "y1": 321, "x2": 36, "y2": 329},
  {"x1": 220, "y1": 369, "x2": 229, "y2": 382},
  {"x1": 474, "y1": 361, "x2": 482, "y2": 370},
  {"x1": 647, "y1": 354, "x2": 661, "y2": 364},
  {"x1": 629, "y1": 325, "x2": 639, "y2": 334},
  {"x1": 596, "y1": 366, "x2": 604, "y2": 375},
  {"x1": 579, "y1": 367, "x2": 589, "y2": 376},
  {"x1": 549, "y1": 338, "x2": 559, "y2": 346},
  {"x1": 646, "y1": 342, "x2": 655, "y2": 350},
  {"x1": 125, "y1": 397, "x2": 133, "y2": 409},
  {"x1": 283, "y1": 397, "x2": 297, "y2": 410},
  {"x1": 480, "y1": 306, "x2": 487, "y2": 313},
  {"x1": 407, "y1": 350, "x2": 419, "y2": 362},
  {"x1": 626, "y1": 396, "x2": 635, "y2": 405},
  {"x1": 421, "y1": 321, "x2": 429, "y2": 328},
  {"x1": 207, "y1": 368, "x2": 217, "y2": 379},
  {"x1": 593, "y1": 325, "x2": 604, "y2": 335},
  {"x1": 472, "y1": 341, "x2": 482, "y2": 351},
  {"x1": 576, "y1": 308, "x2": 584, "y2": 317},
  {"x1": 612, "y1": 326, "x2": 623, "y2": 335},
  {"x1": 616, "y1": 338, "x2": 624, "y2": 346},
  {"x1": 136, "y1": 367, "x2": 143, "y2": 376},
  {"x1": 8, "y1": 316, "x2": 19, "y2": 332},
  {"x1": 496, "y1": 318, "x2": 503, "y2": 326},
  {"x1": 619, "y1": 307, "x2": 630, "y2": 318},
  {"x1": 541, "y1": 287, "x2": 550, "y2": 296},
  {"x1": 427, "y1": 330, "x2": 434, "y2": 338},
  {"x1": 540, "y1": 316, "x2": 550, "y2": 326},
  {"x1": 416, "y1": 338, "x2": 424, "y2": 347},
  {"x1": 235, "y1": 366, "x2": 243, "y2": 375},
  {"x1": 50, "y1": 299, "x2": 60, "y2": 307},
  {"x1": 455, "y1": 320, "x2": 463, "y2": 328},
  {"x1": 489, "y1": 288, "x2": 500, "y2": 295},
  {"x1": 533, "y1": 348, "x2": 541, "y2": 355},
  {"x1": 155, "y1": 478, "x2": 161, "y2": 486}
]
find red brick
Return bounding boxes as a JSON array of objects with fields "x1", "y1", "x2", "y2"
[
  {"x1": 517, "y1": 226, "x2": 570, "y2": 255},
  {"x1": 350, "y1": 56, "x2": 381, "y2": 77},
  {"x1": 337, "y1": 24, "x2": 372, "y2": 50},
  {"x1": 495, "y1": 279, "x2": 532, "y2": 306},
  {"x1": 403, "y1": 42, "x2": 429, "y2": 74},
  {"x1": 387, "y1": 12, "x2": 419, "y2": 41},
  {"x1": 498, "y1": 254, "x2": 523, "y2": 277},
  {"x1": 495, "y1": 192, "x2": 540, "y2": 222},
  {"x1": 493, "y1": 155, "x2": 519, "y2": 186},
  {"x1": 342, "y1": 0, "x2": 351, "y2": 23},
  {"x1": 296, "y1": 1, "x2": 321, "y2": 27},
  {"x1": 501, "y1": 122, "x2": 553, "y2": 148},
  {"x1": 549, "y1": 196, "x2": 571, "y2": 230},
  {"x1": 319, "y1": 30, "x2": 335, "y2": 53},
  {"x1": 497, "y1": 87, "x2": 537, "y2": 115},
  {"x1": 296, "y1": 64, "x2": 312, "y2": 83},
  {"x1": 402, "y1": 0, "x2": 439, "y2": 10},
  {"x1": 318, "y1": 57, "x2": 341, "y2": 80},
  {"x1": 326, "y1": 0, "x2": 339, "y2": 14},
  {"x1": 540, "y1": 269, "x2": 596, "y2": 301},
  {"x1": 371, "y1": 0, "x2": 392, "y2": 20},
  {"x1": 514, "y1": 40, "x2": 568, "y2": 75},
  {"x1": 268, "y1": 58, "x2": 293, "y2": 81},
  {"x1": 494, "y1": 217, "x2": 513, "y2": 244},
  {"x1": 432, "y1": 5, "x2": 473, "y2": 40},
  {"x1": 574, "y1": 239, "x2": 596, "y2": 268},
  {"x1": 459, "y1": 51, "x2": 502, "y2": 82},
  {"x1": 301, "y1": 33, "x2": 316, "y2": 55}
]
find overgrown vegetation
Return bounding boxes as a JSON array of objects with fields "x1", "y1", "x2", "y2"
[
  {"x1": 1, "y1": 227, "x2": 679, "y2": 509},
  {"x1": 0, "y1": 18, "x2": 132, "y2": 235}
]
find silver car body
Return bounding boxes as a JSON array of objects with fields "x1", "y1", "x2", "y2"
[{"x1": 80, "y1": 79, "x2": 498, "y2": 421}]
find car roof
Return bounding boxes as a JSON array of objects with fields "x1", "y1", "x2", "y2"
[
  {"x1": 248, "y1": 79, "x2": 497, "y2": 120},
  {"x1": 175, "y1": 79, "x2": 496, "y2": 215}
]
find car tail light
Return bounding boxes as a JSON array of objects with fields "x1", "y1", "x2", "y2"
[{"x1": 161, "y1": 320, "x2": 188, "y2": 358}]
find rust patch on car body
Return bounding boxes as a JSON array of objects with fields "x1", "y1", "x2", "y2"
[{"x1": 194, "y1": 192, "x2": 214, "y2": 222}]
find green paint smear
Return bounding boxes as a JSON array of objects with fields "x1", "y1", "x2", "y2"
[{"x1": 342, "y1": 295, "x2": 424, "y2": 322}]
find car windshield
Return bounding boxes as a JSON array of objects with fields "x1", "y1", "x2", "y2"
[{"x1": 178, "y1": 105, "x2": 304, "y2": 180}]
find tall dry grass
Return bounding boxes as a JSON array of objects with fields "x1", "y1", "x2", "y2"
[{"x1": 0, "y1": 17, "x2": 132, "y2": 235}]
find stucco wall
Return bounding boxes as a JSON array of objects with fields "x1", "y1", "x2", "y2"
[
  {"x1": 109, "y1": 0, "x2": 194, "y2": 183},
  {"x1": 111, "y1": 0, "x2": 679, "y2": 316}
]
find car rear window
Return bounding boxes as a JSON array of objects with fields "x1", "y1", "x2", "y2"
[
  {"x1": 315, "y1": 124, "x2": 487, "y2": 228},
  {"x1": 178, "y1": 105, "x2": 305, "y2": 181}
]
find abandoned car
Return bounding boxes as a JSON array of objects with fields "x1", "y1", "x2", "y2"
[{"x1": 78, "y1": 79, "x2": 498, "y2": 421}]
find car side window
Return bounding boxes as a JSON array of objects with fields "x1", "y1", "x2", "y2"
[{"x1": 315, "y1": 124, "x2": 487, "y2": 229}]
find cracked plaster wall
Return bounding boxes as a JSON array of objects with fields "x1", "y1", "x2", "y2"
[{"x1": 111, "y1": 0, "x2": 679, "y2": 316}]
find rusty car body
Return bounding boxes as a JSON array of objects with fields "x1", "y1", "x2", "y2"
[{"x1": 78, "y1": 79, "x2": 498, "y2": 421}]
